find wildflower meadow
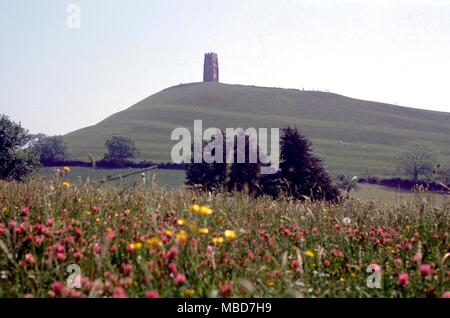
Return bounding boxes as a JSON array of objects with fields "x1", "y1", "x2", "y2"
[{"x1": 0, "y1": 171, "x2": 449, "y2": 298}]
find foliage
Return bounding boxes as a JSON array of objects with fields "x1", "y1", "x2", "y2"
[
  {"x1": 0, "y1": 176, "x2": 448, "y2": 297},
  {"x1": 0, "y1": 115, "x2": 40, "y2": 181},
  {"x1": 398, "y1": 143, "x2": 439, "y2": 182},
  {"x1": 185, "y1": 132, "x2": 281, "y2": 198},
  {"x1": 32, "y1": 134, "x2": 68, "y2": 164},
  {"x1": 103, "y1": 136, "x2": 140, "y2": 164},
  {"x1": 280, "y1": 127, "x2": 340, "y2": 202}
]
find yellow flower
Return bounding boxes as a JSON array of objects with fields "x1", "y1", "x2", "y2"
[
  {"x1": 177, "y1": 218, "x2": 187, "y2": 225},
  {"x1": 185, "y1": 289, "x2": 195, "y2": 297},
  {"x1": 63, "y1": 166, "x2": 71, "y2": 172},
  {"x1": 198, "y1": 227, "x2": 209, "y2": 235},
  {"x1": 212, "y1": 237, "x2": 224, "y2": 245},
  {"x1": 95, "y1": 217, "x2": 100, "y2": 223},
  {"x1": 199, "y1": 206, "x2": 213, "y2": 216},
  {"x1": 190, "y1": 204, "x2": 200, "y2": 213},
  {"x1": 176, "y1": 230, "x2": 188, "y2": 242},
  {"x1": 165, "y1": 229, "x2": 174, "y2": 237},
  {"x1": 224, "y1": 230, "x2": 237, "y2": 241},
  {"x1": 62, "y1": 181, "x2": 70, "y2": 188},
  {"x1": 305, "y1": 250, "x2": 315, "y2": 258},
  {"x1": 146, "y1": 237, "x2": 163, "y2": 248},
  {"x1": 350, "y1": 272, "x2": 356, "y2": 278},
  {"x1": 133, "y1": 242, "x2": 143, "y2": 250}
]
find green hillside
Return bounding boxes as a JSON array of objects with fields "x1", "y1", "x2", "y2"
[{"x1": 64, "y1": 82, "x2": 450, "y2": 176}]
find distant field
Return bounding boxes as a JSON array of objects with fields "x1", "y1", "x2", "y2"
[
  {"x1": 64, "y1": 82, "x2": 450, "y2": 177},
  {"x1": 39, "y1": 167, "x2": 448, "y2": 205},
  {"x1": 351, "y1": 184, "x2": 449, "y2": 206},
  {"x1": 39, "y1": 167, "x2": 186, "y2": 188}
]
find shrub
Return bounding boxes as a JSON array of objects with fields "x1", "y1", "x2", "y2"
[{"x1": 0, "y1": 114, "x2": 40, "y2": 181}]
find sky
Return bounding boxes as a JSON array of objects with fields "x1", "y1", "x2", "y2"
[{"x1": 1, "y1": 0, "x2": 449, "y2": 135}]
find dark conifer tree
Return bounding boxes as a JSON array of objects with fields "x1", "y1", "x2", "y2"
[{"x1": 280, "y1": 127, "x2": 339, "y2": 202}]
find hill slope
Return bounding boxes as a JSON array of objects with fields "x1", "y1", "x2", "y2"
[{"x1": 64, "y1": 82, "x2": 450, "y2": 176}]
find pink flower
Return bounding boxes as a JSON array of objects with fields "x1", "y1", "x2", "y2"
[
  {"x1": 22, "y1": 207, "x2": 30, "y2": 217},
  {"x1": 113, "y1": 287, "x2": 128, "y2": 298},
  {"x1": 247, "y1": 250, "x2": 254, "y2": 261},
  {"x1": 145, "y1": 290, "x2": 160, "y2": 298},
  {"x1": 174, "y1": 273, "x2": 186, "y2": 285},
  {"x1": 94, "y1": 244, "x2": 102, "y2": 254},
  {"x1": 291, "y1": 259, "x2": 300, "y2": 270},
  {"x1": 168, "y1": 263, "x2": 178, "y2": 275},
  {"x1": 442, "y1": 291, "x2": 450, "y2": 298},
  {"x1": 121, "y1": 263, "x2": 133, "y2": 275},
  {"x1": 106, "y1": 230, "x2": 115, "y2": 241},
  {"x1": 413, "y1": 252, "x2": 422, "y2": 264},
  {"x1": 398, "y1": 272, "x2": 410, "y2": 286},
  {"x1": 393, "y1": 258, "x2": 403, "y2": 267},
  {"x1": 24, "y1": 253, "x2": 35, "y2": 265},
  {"x1": 220, "y1": 283, "x2": 233, "y2": 297},
  {"x1": 56, "y1": 252, "x2": 66, "y2": 262},
  {"x1": 74, "y1": 251, "x2": 83, "y2": 261},
  {"x1": 164, "y1": 246, "x2": 178, "y2": 261},
  {"x1": 323, "y1": 259, "x2": 331, "y2": 267},
  {"x1": 51, "y1": 282, "x2": 64, "y2": 296},
  {"x1": 47, "y1": 218, "x2": 54, "y2": 227},
  {"x1": 420, "y1": 264, "x2": 432, "y2": 277}
]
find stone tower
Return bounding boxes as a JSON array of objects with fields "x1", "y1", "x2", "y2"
[{"x1": 203, "y1": 52, "x2": 219, "y2": 82}]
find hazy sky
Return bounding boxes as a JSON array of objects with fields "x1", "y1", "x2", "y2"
[{"x1": 1, "y1": 0, "x2": 449, "y2": 135}]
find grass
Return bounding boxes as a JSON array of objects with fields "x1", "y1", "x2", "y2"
[
  {"x1": 38, "y1": 167, "x2": 449, "y2": 206},
  {"x1": 39, "y1": 167, "x2": 185, "y2": 189},
  {"x1": 351, "y1": 184, "x2": 449, "y2": 206},
  {"x1": 64, "y1": 82, "x2": 450, "y2": 177},
  {"x1": 0, "y1": 174, "x2": 449, "y2": 298}
]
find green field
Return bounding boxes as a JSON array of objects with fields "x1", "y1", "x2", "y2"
[
  {"x1": 39, "y1": 167, "x2": 448, "y2": 205},
  {"x1": 351, "y1": 184, "x2": 448, "y2": 206},
  {"x1": 39, "y1": 167, "x2": 185, "y2": 189},
  {"x1": 64, "y1": 82, "x2": 450, "y2": 177}
]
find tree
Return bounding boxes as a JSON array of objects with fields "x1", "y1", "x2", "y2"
[
  {"x1": 185, "y1": 131, "x2": 281, "y2": 197},
  {"x1": 0, "y1": 114, "x2": 40, "y2": 181},
  {"x1": 398, "y1": 143, "x2": 438, "y2": 182},
  {"x1": 103, "y1": 136, "x2": 140, "y2": 164},
  {"x1": 32, "y1": 134, "x2": 68, "y2": 164},
  {"x1": 280, "y1": 127, "x2": 339, "y2": 202}
]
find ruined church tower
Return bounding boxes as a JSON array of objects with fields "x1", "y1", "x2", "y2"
[{"x1": 203, "y1": 52, "x2": 219, "y2": 82}]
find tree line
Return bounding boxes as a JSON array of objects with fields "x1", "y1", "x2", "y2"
[{"x1": 1, "y1": 114, "x2": 448, "y2": 199}]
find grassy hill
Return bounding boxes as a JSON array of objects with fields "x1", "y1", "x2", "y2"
[{"x1": 64, "y1": 82, "x2": 450, "y2": 176}]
